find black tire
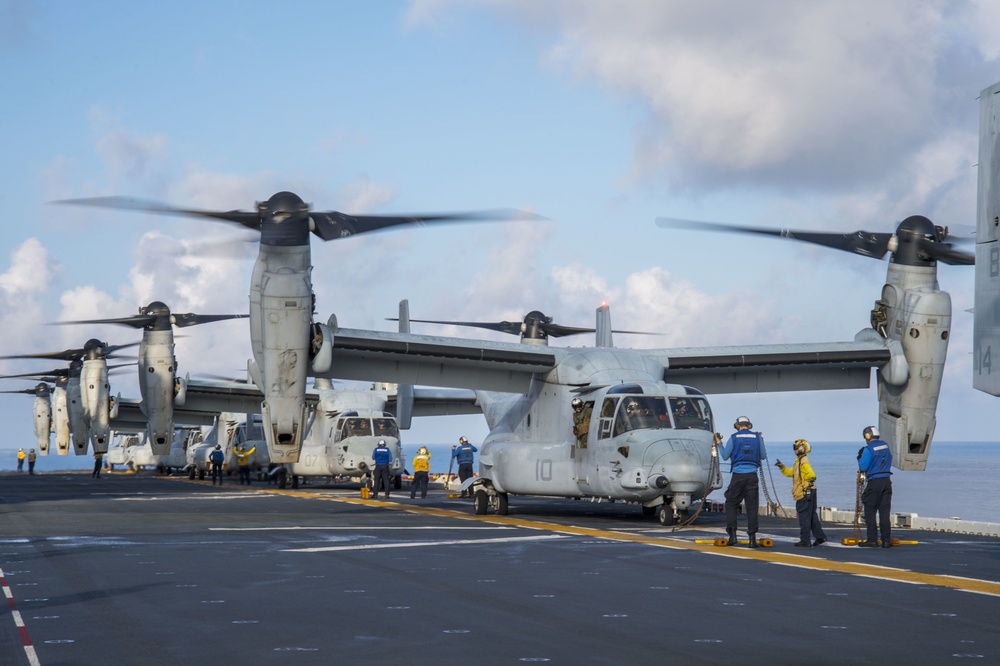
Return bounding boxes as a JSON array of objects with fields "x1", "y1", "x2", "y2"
[
  {"x1": 393, "y1": 475, "x2": 402, "y2": 490},
  {"x1": 658, "y1": 503, "x2": 675, "y2": 526},
  {"x1": 497, "y1": 493, "x2": 509, "y2": 516},
  {"x1": 474, "y1": 489, "x2": 489, "y2": 515},
  {"x1": 291, "y1": 475, "x2": 300, "y2": 490},
  {"x1": 278, "y1": 472, "x2": 287, "y2": 490},
  {"x1": 198, "y1": 469, "x2": 205, "y2": 480}
]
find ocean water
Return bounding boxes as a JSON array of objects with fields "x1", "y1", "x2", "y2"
[{"x1": 5, "y1": 441, "x2": 998, "y2": 523}]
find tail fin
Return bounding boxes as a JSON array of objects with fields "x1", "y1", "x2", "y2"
[
  {"x1": 395, "y1": 299, "x2": 414, "y2": 429},
  {"x1": 975, "y1": 81, "x2": 1000, "y2": 396},
  {"x1": 595, "y1": 302, "x2": 614, "y2": 348}
]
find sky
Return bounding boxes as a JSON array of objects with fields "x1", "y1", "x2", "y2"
[{"x1": 2, "y1": 0, "x2": 999, "y2": 471}]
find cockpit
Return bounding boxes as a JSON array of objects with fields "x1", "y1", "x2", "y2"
[
  {"x1": 597, "y1": 388, "x2": 713, "y2": 439},
  {"x1": 337, "y1": 414, "x2": 399, "y2": 441}
]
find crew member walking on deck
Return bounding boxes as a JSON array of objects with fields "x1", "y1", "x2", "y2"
[
  {"x1": 371, "y1": 439, "x2": 393, "y2": 499},
  {"x1": 452, "y1": 436, "x2": 478, "y2": 498},
  {"x1": 718, "y1": 416, "x2": 767, "y2": 548},
  {"x1": 27, "y1": 448, "x2": 37, "y2": 475},
  {"x1": 410, "y1": 446, "x2": 431, "y2": 499},
  {"x1": 235, "y1": 444, "x2": 256, "y2": 485},
  {"x1": 92, "y1": 451, "x2": 103, "y2": 479},
  {"x1": 17, "y1": 448, "x2": 25, "y2": 472},
  {"x1": 857, "y1": 425, "x2": 893, "y2": 548},
  {"x1": 209, "y1": 444, "x2": 225, "y2": 486},
  {"x1": 776, "y1": 439, "x2": 827, "y2": 547}
]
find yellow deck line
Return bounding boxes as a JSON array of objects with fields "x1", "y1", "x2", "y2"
[{"x1": 172, "y1": 479, "x2": 1000, "y2": 596}]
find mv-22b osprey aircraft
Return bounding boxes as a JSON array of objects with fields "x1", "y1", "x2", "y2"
[{"x1": 293, "y1": 81, "x2": 999, "y2": 524}]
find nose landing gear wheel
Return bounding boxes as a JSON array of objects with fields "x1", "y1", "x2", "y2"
[
  {"x1": 474, "y1": 489, "x2": 489, "y2": 515},
  {"x1": 658, "y1": 503, "x2": 675, "y2": 526}
]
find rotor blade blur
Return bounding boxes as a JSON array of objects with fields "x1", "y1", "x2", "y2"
[
  {"x1": 398, "y1": 317, "x2": 524, "y2": 336},
  {"x1": 53, "y1": 315, "x2": 155, "y2": 329},
  {"x1": 54, "y1": 197, "x2": 262, "y2": 231},
  {"x1": 171, "y1": 313, "x2": 249, "y2": 328},
  {"x1": 918, "y1": 240, "x2": 975, "y2": 266},
  {"x1": 655, "y1": 217, "x2": 894, "y2": 259},
  {"x1": 311, "y1": 209, "x2": 546, "y2": 241}
]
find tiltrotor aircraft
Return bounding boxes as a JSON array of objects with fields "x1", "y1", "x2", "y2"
[
  {"x1": 59, "y1": 193, "x2": 537, "y2": 464},
  {"x1": 295, "y1": 79, "x2": 1000, "y2": 522},
  {"x1": 58, "y1": 301, "x2": 247, "y2": 455},
  {"x1": 1, "y1": 382, "x2": 56, "y2": 455},
  {"x1": 1, "y1": 339, "x2": 133, "y2": 454}
]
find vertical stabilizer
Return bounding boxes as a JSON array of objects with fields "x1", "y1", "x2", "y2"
[
  {"x1": 975, "y1": 82, "x2": 1000, "y2": 396},
  {"x1": 595, "y1": 302, "x2": 613, "y2": 348},
  {"x1": 396, "y1": 299, "x2": 414, "y2": 428}
]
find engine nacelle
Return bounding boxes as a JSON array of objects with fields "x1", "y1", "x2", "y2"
[{"x1": 872, "y1": 267, "x2": 950, "y2": 471}]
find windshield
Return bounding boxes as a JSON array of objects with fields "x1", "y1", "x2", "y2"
[
  {"x1": 373, "y1": 418, "x2": 398, "y2": 438},
  {"x1": 343, "y1": 418, "x2": 373, "y2": 438},
  {"x1": 669, "y1": 397, "x2": 713, "y2": 431},
  {"x1": 613, "y1": 396, "x2": 671, "y2": 436}
]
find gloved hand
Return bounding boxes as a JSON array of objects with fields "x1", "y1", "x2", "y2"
[
  {"x1": 713, "y1": 432, "x2": 722, "y2": 445},
  {"x1": 774, "y1": 460, "x2": 785, "y2": 470}
]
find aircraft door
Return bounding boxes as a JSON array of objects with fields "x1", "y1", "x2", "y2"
[{"x1": 597, "y1": 397, "x2": 618, "y2": 440}]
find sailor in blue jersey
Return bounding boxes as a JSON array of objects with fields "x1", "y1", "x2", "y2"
[
  {"x1": 857, "y1": 425, "x2": 893, "y2": 548},
  {"x1": 718, "y1": 416, "x2": 767, "y2": 548},
  {"x1": 452, "y1": 436, "x2": 478, "y2": 498},
  {"x1": 372, "y1": 439, "x2": 393, "y2": 499}
]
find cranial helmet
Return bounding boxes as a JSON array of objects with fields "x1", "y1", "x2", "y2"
[
  {"x1": 418, "y1": 446, "x2": 429, "y2": 455},
  {"x1": 734, "y1": 416, "x2": 752, "y2": 429},
  {"x1": 794, "y1": 439, "x2": 811, "y2": 454},
  {"x1": 571, "y1": 397, "x2": 583, "y2": 409},
  {"x1": 215, "y1": 444, "x2": 221, "y2": 450},
  {"x1": 863, "y1": 426, "x2": 879, "y2": 440},
  {"x1": 459, "y1": 436, "x2": 468, "y2": 445},
  {"x1": 378, "y1": 439, "x2": 386, "y2": 446}
]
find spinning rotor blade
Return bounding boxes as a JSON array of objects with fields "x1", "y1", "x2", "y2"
[
  {"x1": 655, "y1": 215, "x2": 974, "y2": 266},
  {"x1": 309, "y1": 208, "x2": 544, "y2": 241},
  {"x1": 0, "y1": 339, "x2": 139, "y2": 362},
  {"x1": 54, "y1": 196, "x2": 261, "y2": 230},
  {"x1": 655, "y1": 217, "x2": 893, "y2": 260},
  {"x1": 395, "y1": 311, "x2": 656, "y2": 339},
  {"x1": 57, "y1": 312, "x2": 248, "y2": 329},
  {"x1": 57, "y1": 192, "x2": 546, "y2": 244}
]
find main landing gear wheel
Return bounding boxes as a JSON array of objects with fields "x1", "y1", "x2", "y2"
[
  {"x1": 497, "y1": 492, "x2": 509, "y2": 516},
  {"x1": 658, "y1": 503, "x2": 675, "y2": 526},
  {"x1": 474, "y1": 489, "x2": 489, "y2": 515}
]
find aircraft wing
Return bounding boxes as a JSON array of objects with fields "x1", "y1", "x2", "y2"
[
  {"x1": 110, "y1": 379, "x2": 322, "y2": 430},
  {"x1": 318, "y1": 326, "x2": 895, "y2": 396},
  {"x1": 655, "y1": 336, "x2": 894, "y2": 394},
  {"x1": 321, "y1": 327, "x2": 558, "y2": 393}
]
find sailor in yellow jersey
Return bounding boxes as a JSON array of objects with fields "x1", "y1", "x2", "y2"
[
  {"x1": 235, "y1": 444, "x2": 256, "y2": 485},
  {"x1": 776, "y1": 439, "x2": 828, "y2": 547},
  {"x1": 410, "y1": 446, "x2": 432, "y2": 499}
]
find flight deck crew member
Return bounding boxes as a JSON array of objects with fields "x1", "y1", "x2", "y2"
[
  {"x1": 857, "y1": 425, "x2": 893, "y2": 548},
  {"x1": 17, "y1": 448, "x2": 25, "y2": 472},
  {"x1": 776, "y1": 439, "x2": 827, "y2": 547},
  {"x1": 571, "y1": 398, "x2": 592, "y2": 448},
  {"x1": 372, "y1": 439, "x2": 393, "y2": 499},
  {"x1": 718, "y1": 416, "x2": 767, "y2": 548},
  {"x1": 452, "y1": 436, "x2": 478, "y2": 498},
  {"x1": 235, "y1": 444, "x2": 256, "y2": 485},
  {"x1": 28, "y1": 448, "x2": 37, "y2": 475},
  {"x1": 92, "y1": 451, "x2": 103, "y2": 479},
  {"x1": 410, "y1": 446, "x2": 431, "y2": 499},
  {"x1": 209, "y1": 444, "x2": 225, "y2": 485}
]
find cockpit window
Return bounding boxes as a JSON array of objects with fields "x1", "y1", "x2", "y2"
[
  {"x1": 613, "y1": 396, "x2": 671, "y2": 436},
  {"x1": 669, "y1": 397, "x2": 713, "y2": 431},
  {"x1": 373, "y1": 418, "x2": 398, "y2": 438},
  {"x1": 344, "y1": 418, "x2": 372, "y2": 438}
]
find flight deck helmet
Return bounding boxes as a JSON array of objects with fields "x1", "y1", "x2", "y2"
[
  {"x1": 734, "y1": 416, "x2": 752, "y2": 429},
  {"x1": 377, "y1": 439, "x2": 387, "y2": 446},
  {"x1": 793, "y1": 439, "x2": 810, "y2": 454},
  {"x1": 458, "y1": 436, "x2": 468, "y2": 445},
  {"x1": 572, "y1": 397, "x2": 583, "y2": 410},
  {"x1": 863, "y1": 426, "x2": 879, "y2": 441}
]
